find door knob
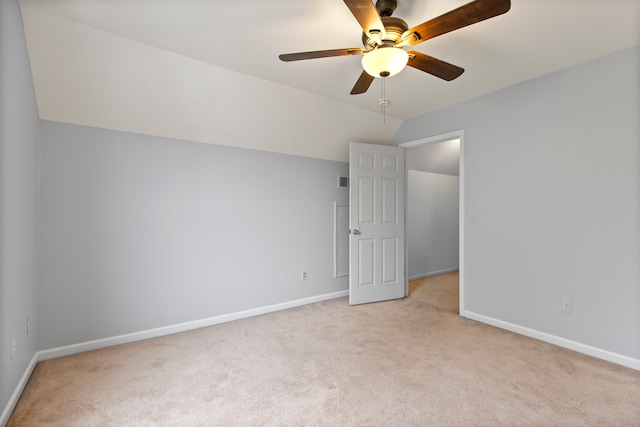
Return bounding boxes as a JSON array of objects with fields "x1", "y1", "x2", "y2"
[{"x1": 351, "y1": 229, "x2": 361, "y2": 235}]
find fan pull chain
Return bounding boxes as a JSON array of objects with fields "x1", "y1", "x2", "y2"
[
  {"x1": 380, "y1": 76, "x2": 386, "y2": 122},
  {"x1": 379, "y1": 77, "x2": 391, "y2": 123}
]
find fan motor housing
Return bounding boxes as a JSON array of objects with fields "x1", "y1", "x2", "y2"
[{"x1": 362, "y1": 16, "x2": 409, "y2": 50}]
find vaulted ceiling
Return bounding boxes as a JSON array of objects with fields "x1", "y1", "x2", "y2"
[{"x1": 19, "y1": 0, "x2": 640, "y2": 161}]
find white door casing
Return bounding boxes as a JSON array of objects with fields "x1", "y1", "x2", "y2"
[
  {"x1": 349, "y1": 142, "x2": 406, "y2": 305},
  {"x1": 399, "y1": 130, "x2": 465, "y2": 315}
]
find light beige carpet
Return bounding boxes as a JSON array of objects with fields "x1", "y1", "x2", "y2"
[{"x1": 9, "y1": 272, "x2": 640, "y2": 426}]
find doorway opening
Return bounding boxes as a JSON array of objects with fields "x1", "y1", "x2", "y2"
[{"x1": 400, "y1": 131, "x2": 464, "y2": 315}]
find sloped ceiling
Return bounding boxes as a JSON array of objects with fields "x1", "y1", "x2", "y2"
[
  {"x1": 407, "y1": 139, "x2": 460, "y2": 176},
  {"x1": 19, "y1": 0, "x2": 640, "y2": 161}
]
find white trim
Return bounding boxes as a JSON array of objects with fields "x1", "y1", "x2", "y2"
[
  {"x1": 408, "y1": 267, "x2": 459, "y2": 281},
  {"x1": 404, "y1": 148, "x2": 409, "y2": 297},
  {"x1": 400, "y1": 130, "x2": 465, "y2": 314},
  {"x1": 0, "y1": 354, "x2": 38, "y2": 427},
  {"x1": 1, "y1": 290, "x2": 347, "y2": 424},
  {"x1": 458, "y1": 134, "x2": 465, "y2": 315},
  {"x1": 334, "y1": 201, "x2": 349, "y2": 278},
  {"x1": 1, "y1": 290, "x2": 349, "y2": 425},
  {"x1": 38, "y1": 290, "x2": 349, "y2": 361},
  {"x1": 3, "y1": 291, "x2": 637, "y2": 426},
  {"x1": 463, "y1": 310, "x2": 640, "y2": 371}
]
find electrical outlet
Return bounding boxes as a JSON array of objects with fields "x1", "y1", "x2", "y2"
[
  {"x1": 562, "y1": 297, "x2": 573, "y2": 314},
  {"x1": 11, "y1": 337, "x2": 16, "y2": 360},
  {"x1": 424, "y1": 253, "x2": 428, "y2": 261},
  {"x1": 301, "y1": 270, "x2": 307, "y2": 280}
]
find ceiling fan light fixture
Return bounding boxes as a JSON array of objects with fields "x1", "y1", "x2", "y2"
[{"x1": 362, "y1": 46, "x2": 408, "y2": 78}]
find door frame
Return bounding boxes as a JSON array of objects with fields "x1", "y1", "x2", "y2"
[{"x1": 399, "y1": 130, "x2": 465, "y2": 316}]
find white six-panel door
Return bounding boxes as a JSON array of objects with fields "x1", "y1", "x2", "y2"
[{"x1": 349, "y1": 142, "x2": 406, "y2": 305}]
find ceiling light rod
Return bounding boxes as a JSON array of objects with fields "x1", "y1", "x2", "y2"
[{"x1": 375, "y1": 0, "x2": 398, "y2": 17}]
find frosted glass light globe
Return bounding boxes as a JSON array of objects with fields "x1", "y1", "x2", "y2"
[{"x1": 362, "y1": 46, "x2": 409, "y2": 78}]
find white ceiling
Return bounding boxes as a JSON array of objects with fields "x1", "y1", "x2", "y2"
[{"x1": 18, "y1": 0, "x2": 640, "y2": 160}]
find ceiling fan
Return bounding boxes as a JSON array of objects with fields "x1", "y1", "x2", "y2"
[{"x1": 279, "y1": 0, "x2": 511, "y2": 95}]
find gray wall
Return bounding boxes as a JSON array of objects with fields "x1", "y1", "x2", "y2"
[
  {"x1": 0, "y1": 0, "x2": 40, "y2": 417},
  {"x1": 393, "y1": 46, "x2": 640, "y2": 359},
  {"x1": 38, "y1": 121, "x2": 349, "y2": 350},
  {"x1": 407, "y1": 170, "x2": 459, "y2": 279}
]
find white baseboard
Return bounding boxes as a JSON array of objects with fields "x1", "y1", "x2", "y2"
[
  {"x1": 38, "y1": 289, "x2": 349, "y2": 361},
  {"x1": 1, "y1": 289, "x2": 348, "y2": 426},
  {"x1": 463, "y1": 310, "x2": 640, "y2": 371},
  {"x1": 0, "y1": 353, "x2": 38, "y2": 427},
  {"x1": 409, "y1": 267, "x2": 459, "y2": 281},
  {"x1": 7, "y1": 291, "x2": 636, "y2": 426}
]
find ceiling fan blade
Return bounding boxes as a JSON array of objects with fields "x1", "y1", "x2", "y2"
[
  {"x1": 407, "y1": 51, "x2": 464, "y2": 81},
  {"x1": 279, "y1": 48, "x2": 364, "y2": 62},
  {"x1": 343, "y1": 0, "x2": 387, "y2": 41},
  {"x1": 401, "y1": 0, "x2": 510, "y2": 46},
  {"x1": 350, "y1": 70, "x2": 375, "y2": 95}
]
